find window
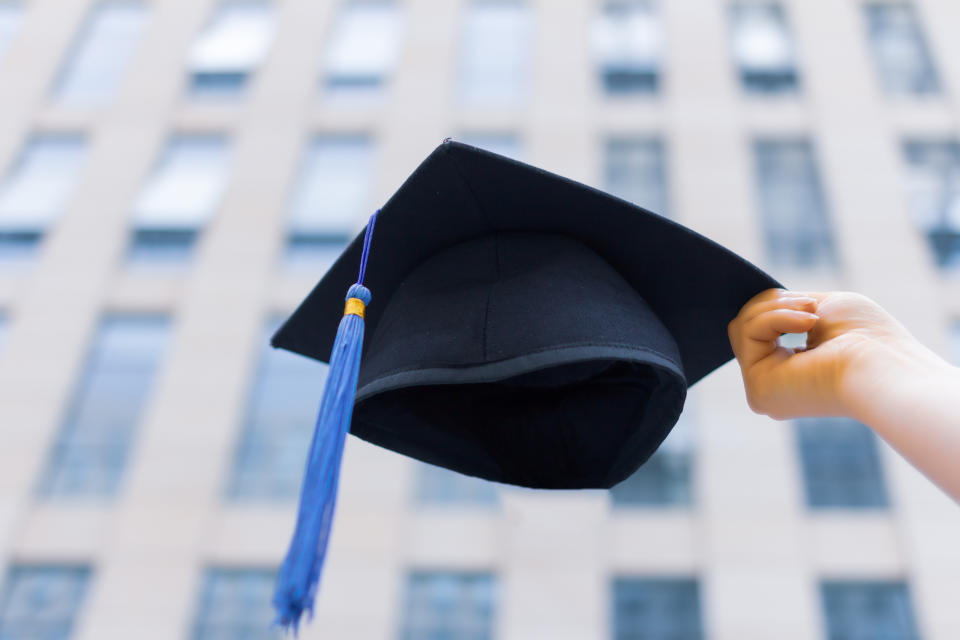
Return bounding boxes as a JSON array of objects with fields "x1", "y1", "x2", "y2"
[
  {"x1": 821, "y1": 580, "x2": 919, "y2": 640},
  {"x1": 38, "y1": 315, "x2": 169, "y2": 497},
  {"x1": 754, "y1": 140, "x2": 836, "y2": 269},
  {"x1": 0, "y1": 135, "x2": 86, "y2": 262},
  {"x1": 53, "y1": 2, "x2": 147, "y2": 107},
  {"x1": 322, "y1": 2, "x2": 402, "y2": 100},
  {"x1": 0, "y1": 565, "x2": 91, "y2": 639},
  {"x1": 612, "y1": 577, "x2": 704, "y2": 640},
  {"x1": 458, "y1": 133, "x2": 522, "y2": 161},
  {"x1": 128, "y1": 135, "x2": 228, "y2": 264},
  {"x1": 795, "y1": 417, "x2": 888, "y2": 508},
  {"x1": 285, "y1": 136, "x2": 372, "y2": 269},
  {"x1": 401, "y1": 571, "x2": 496, "y2": 640},
  {"x1": 460, "y1": 1, "x2": 530, "y2": 105},
  {"x1": 864, "y1": 3, "x2": 938, "y2": 96},
  {"x1": 0, "y1": 3, "x2": 23, "y2": 62},
  {"x1": 903, "y1": 141, "x2": 960, "y2": 269},
  {"x1": 227, "y1": 319, "x2": 328, "y2": 500},
  {"x1": 591, "y1": 1, "x2": 661, "y2": 95},
  {"x1": 190, "y1": 568, "x2": 280, "y2": 639},
  {"x1": 730, "y1": 3, "x2": 798, "y2": 94},
  {"x1": 416, "y1": 462, "x2": 498, "y2": 506},
  {"x1": 605, "y1": 138, "x2": 669, "y2": 217},
  {"x1": 610, "y1": 404, "x2": 693, "y2": 507},
  {"x1": 187, "y1": 2, "x2": 274, "y2": 98}
]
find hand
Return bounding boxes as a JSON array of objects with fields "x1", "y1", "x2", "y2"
[{"x1": 727, "y1": 288, "x2": 934, "y2": 421}]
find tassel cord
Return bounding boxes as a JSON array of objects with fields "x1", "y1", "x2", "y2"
[{"x1": 271, "y1": 211, "x2": 378, "y2": 635}]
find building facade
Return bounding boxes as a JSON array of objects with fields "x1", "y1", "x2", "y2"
[{"x1": 0, "y1": 0, "x2": 959, "y2": 638}]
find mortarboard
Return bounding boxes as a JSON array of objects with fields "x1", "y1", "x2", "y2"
[{"x1": 269, "y1": 139, "x2": 782, "y2": 631}]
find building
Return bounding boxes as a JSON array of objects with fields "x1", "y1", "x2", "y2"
[{"x1": 0, "y1": 0, "x2": 959, "y2": 638}]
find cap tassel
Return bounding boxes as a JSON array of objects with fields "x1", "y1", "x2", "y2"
[{"x1": 272, "y1": 211, "x2": 378, "y2": 634}]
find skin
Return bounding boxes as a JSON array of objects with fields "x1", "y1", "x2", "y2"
[{"x1": 728, "y1": 288, "x2": 960, "y2": 502}]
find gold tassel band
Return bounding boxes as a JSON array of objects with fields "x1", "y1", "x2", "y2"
[{"x1": 344, "y1": 297, "x2": 366, "y2": 319}]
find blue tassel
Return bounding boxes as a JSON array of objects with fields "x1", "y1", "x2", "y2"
[{"x1": 272, "y1": 212, "x2": 378, "y2": 635}]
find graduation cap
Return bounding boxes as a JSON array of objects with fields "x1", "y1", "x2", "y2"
[{"x1": 269, "y1": 140, "x2": 782, "y2": 631}]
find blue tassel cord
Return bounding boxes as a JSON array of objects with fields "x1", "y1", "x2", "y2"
[{"x1": 272, "y1": 212, "x2": 378, "y2": 634}]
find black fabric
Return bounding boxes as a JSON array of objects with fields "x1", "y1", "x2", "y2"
[
  {"x1": 272, "y1": 140, "x2": 782, "y2": 489},
  {"x1": 350, "y1": 233, "x2": 686, "y2": 489}
]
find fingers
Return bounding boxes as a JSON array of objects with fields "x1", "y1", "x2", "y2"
[
  {"x1": 740, "y1": 294, "x2": 817, "y2": 326},
  {"x1": 729, "y1": 289, "x2": 818, "y2": 354},
  {"x1": 736, "y1": 308, "x2": 819, "y2": 368}
]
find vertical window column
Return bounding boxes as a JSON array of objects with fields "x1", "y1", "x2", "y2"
[
  {"x1": 187, "y1": 1, "x2": 275, "y2": 99},
  {"x1": 38, "y1": 315, "x2": 170, "y2": 497},
  {"x1": 729, "y1": 3, "x2": 799, "y2": 94},
  {"x1": 0, "y1": 135, "x2": 86, "y2": 262},
  {"x1": 53, "y1": 1, "x2": 148, "y2": 107},
  {"x1": 591, "y1": 1, "x2": 661, "y2": 96},
  {"x1": 754, "y1": 140, "x2": 836, "y2": 269},
  {"x1": 128, "y1": 135, "x2": 229, "y2": 265}
]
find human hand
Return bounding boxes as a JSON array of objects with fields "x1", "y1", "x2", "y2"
[{"x1": 727, "y1": 288, "x2": 938, "y2": 421}]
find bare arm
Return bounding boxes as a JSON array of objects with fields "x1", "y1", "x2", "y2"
[
  {"x1": 841, "y1": 339, "x2": 960, "y2": 500},
  {"x1": 728, "y1": 288, "x2": 960, "y2": 502}
]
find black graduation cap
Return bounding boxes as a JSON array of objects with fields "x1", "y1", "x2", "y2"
[{"x1": 269, "y1": 139, "x2": 782, "y2": 630}]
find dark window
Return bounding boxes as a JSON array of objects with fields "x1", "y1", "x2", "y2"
[
  {"x1": 284, "y1": 136, "x2": 372, "y2": 268},
  {"x1": 605, "y1": 139, "x2": 669, "y2": 217},
  {"x1": 592, "y1": 2, "x2": 661, "y2": 95},
  {"x1": 53, "y1": 2, "x2": 148, "y2": 107},
  {"x1": 0, "y1": 135, "x2": 86, "y2": 263},
  {"x1": 612, "y1": 577, "x2": 704, "y2": 640},
  {"x1": 129, "y1": 135, "x2": 227, "y2": 265},
  {"x1": 190, "y1": 568, "x2": 280, "y2": 639},
  {"x1": 821, "y1": 580, "x2": 920, "y2": 640},
  {"x1": 795, "y1": 417, "x2": 888, "y2": 508},
  {"x1": 38, "y1": 315, "x2": 169, "y2": 497},
  {"x1": 227, "y1": 318, "x2": 329, "y2": 499},
  {"x1": 322, "y1": 2, "x2": 401, "y2": 100},
  {"x1": 0, "y1": 565, "x2": 91, "y2": 639},
  {"x1": 611, "y1": 409, "x2": 694, "y2": 507},
  {"x1": 864, "y1": 3, "x2": 939, "y2": 96},
  {"x1": 755, "y1": 140, "x2": 836, "y2": 268},
  {"x1": 416, "y1": 462, "x2": 499, "y2": 506},
  {"x1": 187, "y1": 2, "x2": 274, "y2": 99},
  {"x1": 730, "y1": 3, "x2": 799, "y2": 94},
  {"x1": 401, "y1": 571, "x2": 496, "y2": 640},
  {"x1": 903, "y1": 141, "x2": 960, "y2": 270}
]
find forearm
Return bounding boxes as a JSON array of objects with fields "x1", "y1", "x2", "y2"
[{"x1": 842, "y1": 345, "x2": 960, "y2": 502}]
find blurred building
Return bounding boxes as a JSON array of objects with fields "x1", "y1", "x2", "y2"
[{"x1": 0, "y1": 0, "x2": 959, "y2": 638}]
